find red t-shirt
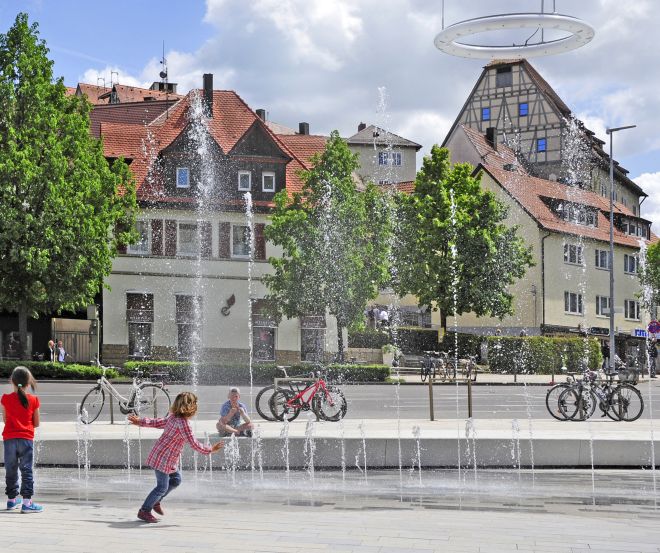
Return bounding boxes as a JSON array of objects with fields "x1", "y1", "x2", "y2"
[{"x1": 1, "y1": 392, "x2": 40, "y2": 440}]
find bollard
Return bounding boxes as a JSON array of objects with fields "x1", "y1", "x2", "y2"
[
  {"x1": 109, "y1": 393, "x2": 114, "y2": 424},
  {"x1": 467, "y1": 378, "x2": 473, "y2": 418},
  {"x1": 428, "y1": 375, "x2": 434, "y2": 421}
]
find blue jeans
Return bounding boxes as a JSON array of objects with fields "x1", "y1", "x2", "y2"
[
  {"x1": 141, "y1": 470, "x2": 181, "y2": 511},
  {"x1": 4, "y1": 438, "x2": 34, "y2": 499}
]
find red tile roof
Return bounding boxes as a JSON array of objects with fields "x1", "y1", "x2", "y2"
[
  {"x1": 460, "y1": 125, "x2": 521, "y2": 170},
  {"x1": 77, "y1": 83, "x2": 111, "y2": 105},
  {"x1": 90, "y1": 100, "x2": 179, "y2": 138},
  {"x1": 98, "y1": 84, "x2": 182, "y2": 103},
  {"x1": 480, "y1": 164, "x2": 657, "y2": 248}
]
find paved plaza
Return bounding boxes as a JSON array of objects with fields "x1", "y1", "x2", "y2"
[{"x1": 3, "y1": 467, "x2": 660, "y2": 553}]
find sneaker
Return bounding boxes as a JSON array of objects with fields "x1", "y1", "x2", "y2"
[
  {"x1": 153, "y1": 502, "x2": 164, "y2": 516},
  {"x1": 21, "y1": 500, "x2": 43, "y2": 513},
  {"x1": 137, "y1": 509, "x2": 159, "y2": 523},
  {"x1": 239, "y1": 430, "x2": 253, "y2": 438},
  {"x1": 7, "y1": 497, "x2": 22, "y2": 510}
]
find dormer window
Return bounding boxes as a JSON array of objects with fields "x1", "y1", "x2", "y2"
[
  {"x1": 238, "y1": 171, "x2": 251, "y2": 191},
  {"x1": 176, "y1": 167, "x2": 190, "y2": 188},
  {"x1": 262, "y1": 171, "x2": 275, "y2": 192},
  {"x1": 553, "y1": 201, "x2": 597, "y2": 227}
]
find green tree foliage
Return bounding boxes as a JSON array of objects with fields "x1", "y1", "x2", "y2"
[
  {"x1": 393, "y1": 146, "x2": 533, "y2": 327},
  {"x1": 0, "y1": 14, "x2": 137, "y2": 358},
  {"x1": 640, "y1": 240, "x2": 660, "y2": 310},
  {"x1": 263, "y1": 131, "x2": 391, "y2": 360}
]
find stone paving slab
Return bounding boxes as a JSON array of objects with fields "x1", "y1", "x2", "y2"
[{"x1": 3, "y1": 468, "x2": 660, "y2": 553}]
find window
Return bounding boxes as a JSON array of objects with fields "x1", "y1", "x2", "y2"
[
  {"x1": 559, "y1": 204, "x2": 597, "y2": 227},
  {"x1": 252, "y1": 299, "x2": 276, "y2": 361},
  {"x1": 127, "y1": 293, "x2": 154, "y2": 358},
  {"x1": 391, "y1": 152, "x2": 402, "y2": 166},
  {"x1": 624, "y1": 299, "x2": 640, "y2": 321},
  {"x1": 378, "y1": 179, "x2": 390, "y2": 185},
  {"x1": 624, "y1": 254, "x2": 638, "y2": 274},
  {"x1": 178, "y1": 223, "x2": 199, "y2": 256},
  {"x1": 301, "y1": 315, "x2": 326, "y2": 362},
  {"x1": 563, "y1": 244, "x2": 584, "y2": 265},
  {"x1": 262, "y1": 171, "x2": 275, "y2": 192},
  {"x1": 232, "y1": 224, "x2": 250, "y2": 257},
  {"x1": 176, "y1": 167, "x2": 190, "y2": 188},
  {"x1": 519, "y1": 103, "x2": 528, "y2": 116},
  {"x1": 482, "y1": 107, "x2": 490, "y2": 121},
  {"x1": 596, "y1": 295, "x2": 611, "y2": 317},
  {"x1": 175, "y1": 295, "x2": 202, "y2": 358},
  {"x1": 378, "y1": 152, "x2": 388, "y2": 165},
  {"x1": 594, "y1": 249, "x2": 610, "y2": 270},
  {"x1": 127, "y1": 220, "x2": 150, "y2": 255},
  {"x1": 564, "y1": 291, "x2": 583, "y2": 315},
  {"x1": 496, "y1": 66, "x2": 512, "y2": 87},
  {"x1": 537, "y1": 138, "x2": 547, "y2": 152},
  {"x1": 238, "y1": 171, "x2": 251, "y2": 191}
]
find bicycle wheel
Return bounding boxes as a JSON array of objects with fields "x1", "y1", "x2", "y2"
[
  {"x1": 610, "y1": 384, "x2": 644, "y2": 422},
  {"x1": 420, "y1": 365, "x2": 428, "y2": 382},
  {"x1": 79, "y1": 386, "x2": 105, "y2": 424},
  {"x1": 132, "y1": 384, "x2": 171, "y2": 418},
  {"x1": 313, "y1": 386, "x2": 347, "y2": 421},
  {"x1": 255, "y1": 385, "x2": 278, "y2": 421},
  {"x1": 559, "y1": 387, "x2": 596, "y2": 421},
  {"x1": 545, "y1": 383, "x2": 571, "y2": 421},
  {"x1": 269, "y1": 388, "x2": 301, "y2": 422}
]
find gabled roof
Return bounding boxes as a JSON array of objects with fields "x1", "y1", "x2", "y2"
[
  {"x1": 346, "y1": 124, "x2": 422, "y2": 150},
  {"x1": 458, "y1": 125, "x2": 522, "y2": 171},
  {"x1": 76, "y1": 83, "x2": 111, "y2": 105},
  {"x1": 75, "y1": 82, "x2": 182, "y2": 105},
  {"x1": 276, "y1": 134, "x2": 327, "y2": 166},
  {"x1": 90, "y1": 100, "x2": 179, "y2": 138}
]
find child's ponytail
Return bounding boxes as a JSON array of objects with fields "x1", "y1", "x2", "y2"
[{"x1": 11, "y1": 366, "x2": 36, "y2": 409}]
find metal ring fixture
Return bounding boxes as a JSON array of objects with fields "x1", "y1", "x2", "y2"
[{"x1": 434, "y1": 13, "x2": 595, "y2": 59}]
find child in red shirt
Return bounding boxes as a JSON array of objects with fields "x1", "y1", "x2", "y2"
[{"x1": 1, "y1": 366, "x2": 43, "y2": 512}]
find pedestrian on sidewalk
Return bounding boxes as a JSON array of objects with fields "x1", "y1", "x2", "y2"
[
  {"x1": 1, "y1": 366, "x2": 44, "y2": 513},
  {"x1": 128, "y1": 391, "x2": 224, "y2": 523},
  {"x1": 649, "y1": 338, "x2": 658, "y2": 378}
]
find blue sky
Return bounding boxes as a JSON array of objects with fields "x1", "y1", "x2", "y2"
[{"x1": 1, "y1": 0, "x2": 659, "y2": 227}]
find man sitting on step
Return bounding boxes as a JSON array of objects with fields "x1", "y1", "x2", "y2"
[{"x1": 216, "y1": 387, "x2": 254, "y2": 438}]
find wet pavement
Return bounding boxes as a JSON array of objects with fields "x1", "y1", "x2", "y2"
[{"x1": 4, "y1": 467, "x2": 660, "y2": 552}]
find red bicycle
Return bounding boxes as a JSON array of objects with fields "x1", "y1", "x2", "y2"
[{"x1": 269, "y1": 373, "x2": 347, "y2": 422}]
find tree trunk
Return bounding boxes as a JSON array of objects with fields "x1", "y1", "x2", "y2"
[
  {"x1": 336, "y1": 324, "x2": 345, "y2": 363},
  {"x1": 18, "y1": 299, "x2": 29, "y2": 361}
]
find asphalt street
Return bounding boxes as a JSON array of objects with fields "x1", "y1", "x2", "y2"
[{"x1": 18, "y1": 380, "x2": 660, "y2": 423}]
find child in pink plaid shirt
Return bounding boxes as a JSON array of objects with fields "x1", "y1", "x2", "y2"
[{"x1": 128, "y1": 391, "x2": 223, "y2": 523}]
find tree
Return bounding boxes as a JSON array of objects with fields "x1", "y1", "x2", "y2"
[
  {"x1": 393, "y1": 145, "x2": 533, "y2": 328},
  {"x1": 263, "y1": 131, "x2": 391, "y2": 361},
  {"x1": 640, "y1": 240, "x2": 660, "y2": 312},
  {"x1": 0, "y1": 14, "x2": 137, "y2": 359}
]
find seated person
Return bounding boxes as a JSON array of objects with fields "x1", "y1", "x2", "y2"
[{"x1": 216, "y1": 387, "x2": 254, "y2": 437}]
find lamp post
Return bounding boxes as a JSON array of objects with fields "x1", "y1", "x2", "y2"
[{"x1": 606, "y1": 124, "x2": 636, "y2": 371}]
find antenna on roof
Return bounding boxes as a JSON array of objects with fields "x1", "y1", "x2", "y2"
[
  {"x1": 97, "y1": 76, "x2": 106, "y2": 89},
  {"x1": 159, "y1": 40, "x2": 170, "y2": 119},
  {"x1": 110, "y1": 71, "x2": 119, "y2": 87}
]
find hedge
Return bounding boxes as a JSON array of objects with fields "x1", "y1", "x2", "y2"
[
  {"x1": 123, "y1": 361, "x2": 390, "y2": 384},
  {"x1": 486, "y1": 336, "x2": 602, "y2": 374},
  {"x1": 0, "y1": 361, "x2": 118, "y2": 380},
  {"x1": 349, "y1": 328, "x2": 440, "y2": 353},
  {"x1": 439, "y1": 332, "x2": 483, "y2": 360}
]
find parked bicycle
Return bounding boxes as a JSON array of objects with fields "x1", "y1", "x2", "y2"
[
  {"x1": 420, "y1": 351, "x2": 439, "y2": 382},
  {"x1": 268, "y1": 372, "x2": 347, "y2": 422},
  {"x1": 79, "y1": 364, "x2": 171, "y2": 424},
  {"x1": 255, "y1": 366, "x2": 302, "y2": 421}
]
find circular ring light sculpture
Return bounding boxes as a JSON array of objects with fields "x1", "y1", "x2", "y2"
[{"x1": 434, "y1": 13, "x2": 595, "y2": 59}]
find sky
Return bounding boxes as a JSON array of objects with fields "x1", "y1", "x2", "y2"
[{"x1": 1, "y1": 0, "x2": 658, "y2": 229}]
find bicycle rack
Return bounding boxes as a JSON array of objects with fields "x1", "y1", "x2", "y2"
[{"x1": 427, "y1": 362, "x2": 478, "y2": 421}]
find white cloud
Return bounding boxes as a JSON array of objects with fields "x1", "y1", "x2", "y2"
[{"x1": 634, "y1": 172, "x2": 660, "y2": 233}]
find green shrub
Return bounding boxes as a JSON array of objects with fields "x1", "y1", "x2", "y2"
[
  {"x1": 348, "y1": 328, "x2": 441, "y2": 353},
  {"x1": 439, "y1": 332, "x2": 483, "y2": 359},
  {"x1": 348, "y1": 330, "x2": 390, "y2": 349},
  {"x1": 486, "y1": 336, "x2": 601, "y2": 374},
  {"x1": 122, "y1": 360, "x2": 389, "y2": 384},
  {"x1": 0, "y1": 361, "x2": 118, "y2": 380}
]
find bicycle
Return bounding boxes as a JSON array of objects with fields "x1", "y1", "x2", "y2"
[
  {"x1": 269, "y1": 372, "x2": 347, "y2": 422},
  {"x1": 420, "y1": 351, "x2": 439, "y2": 382},
  {"x1": 79, "y1": 364, "x2": 171, "y2": 424},
  {"x1": 255, "y1": 366, "x2": 304, "y2": 422}
]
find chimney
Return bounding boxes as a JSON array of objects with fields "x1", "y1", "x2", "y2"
[
  {"x1": 358, "y1": 122, "x2": 366, "y2": 132},
  {"x1": 298, "y1": 122, "x2": 309, "y2": 135},
  {"x1": 485, "y1": 127, "x2": 497, "y2": 151},
  {"x1": 256, "y1": 109, "x2": 266, "y2": 121},
  {"x1": 202, "y1": 73, "x2": 213, "y2": 117}
]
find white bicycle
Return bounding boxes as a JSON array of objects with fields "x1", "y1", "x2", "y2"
[{"x1": 79, "y1": 365, "x2": 171, "y2": 424}]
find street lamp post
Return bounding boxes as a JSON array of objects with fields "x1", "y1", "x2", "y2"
[{"x1": 606, "y1": 124, "x2": 636, "y2": 371}]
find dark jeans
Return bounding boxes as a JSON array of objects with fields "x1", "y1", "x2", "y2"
[
  {"x1": 141, "y1": 470, "x2": 181, "y2": 511},
  {"x1": 4, "y1": 438, "x2": 34, "y2": 499}
]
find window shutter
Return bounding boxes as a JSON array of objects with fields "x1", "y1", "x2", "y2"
[
  {"x1": 151, "y1": 220, "x2": 163, "y2": 256},
  {"x1": 218, "y1": 222, "x2": 231, "y2": 258},
  {"x1": 165, "y1": 220, "x2": 177, "y2": 256},
  {"x1": 201, "y1": 221, "x2": 212, "y2": 258},
  {"x1": 255, "y1": 223, "x2": 266, "y2": 260}
]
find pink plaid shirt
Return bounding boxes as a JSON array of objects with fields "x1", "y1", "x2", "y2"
[{"x1": 137, "y1": 415, "x2": 212, "y2": 474}]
